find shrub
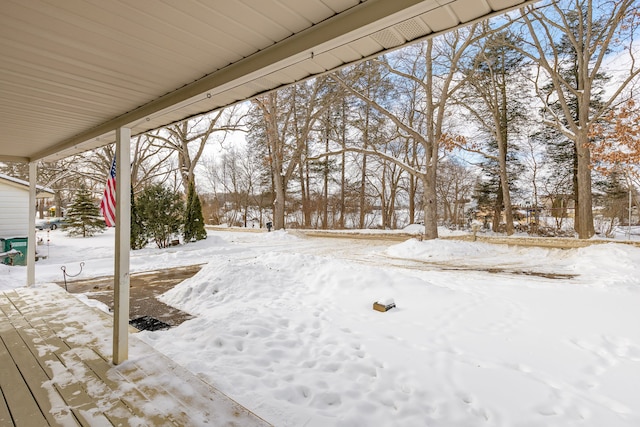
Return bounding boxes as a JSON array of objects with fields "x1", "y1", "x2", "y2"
[
  {"x1": 183, "y1": 180, "x2": 207, "y2": 242},
  {"x1": 137, "y1": 184, "x2": 184, "y2": 248}
]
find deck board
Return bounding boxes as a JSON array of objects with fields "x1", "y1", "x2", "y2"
[
  {"x1": 0, "y1": 329, "x2": 49, "y2": 426},
  {"x1": 9, "y1": 312, "x2": 116, "y2": 426},
  {"x1": 1, "y1": 293, "x2": 100, "y2": 426},
  {"x1": 6, "y1": 292, "x2": 174, "y2": 425},
  {"x1": 3, "y1": 290, "x2": 172, "y2": 426},
  {"x1": 0, "y1": 324, "x2": 81, "y2": 426},
  {"x1": 0, "y1": 285, "x2": 271, "y2": 427},
  {"x1": 0, "y1": 387, "x2": 13, "y2": 426}
]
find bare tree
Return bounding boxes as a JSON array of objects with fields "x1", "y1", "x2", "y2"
[
  {"x1": 365, "y1": 133, "x2": 406, "y2": 229},
  {"x1": 437, "y1": 159, "x2": 476, "y2": 229},
  {"x1": 327, "y1": 27, "x2": 482, "y2": 239},
  {"x1": 251, "y1": 78, "x2": 332, "y2": 230},
  {"x1": 344, "y1": 62, "x2": 393, "y2": 228},
  {"x1": 454, "y1": 28, "x2": 529, "y2": 235},
  {"x1": 517, "y1": 0, "x2": 640, "y2": 238},
  {"x1": 210, "y1": 146, "x2": 262, "y2": 227},
  {"x1": 148, "y1": 108, "x2": 242, "y2": 193},
  {"x1": 38, "y1": 159, "x2": 81, "y2": 217},
  {"x1": 520, "y1": 129, "x2": 548, "y2": 232},
  {"x1": 252, "y1": 90, "x2": 297, "y2": 229},
  {"x1": 84, "y1": 136, "x2": 175, "y2": 195}
]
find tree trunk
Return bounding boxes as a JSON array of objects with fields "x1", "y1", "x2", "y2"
[
  {"x1": 339, "y1": 150, "x2": 346, "y2": 229},
  {"x1": 422, "y1": 38, "x2": 440, "y2": 240},
  {"x1": 408, "y1": 176, "x2": 416, "y2": 224},
  {"x1": 388, "y1": 181, "x2": 397, "y2": 229},
  {"x1": 498, "y1": 164, "x2": 514, "y2": 235},
  {"x1": 422, "y1": 169, "x2": 438, "y2": 239},
  {"x1": 55, "y1": 192, "x2": 63, "y2": 217},
  {"x1": 498, "y1": 74, "x2": 514, "y2": 236},
  {"x1": 323, "y1": 132, "x2": 329, "y2": 229},
  {"x1": 493, "y1": 184, "x2": 503, "y2": 232},
  {"x1": 359, "y1": 153, "x2": 367, "y2": 228},
  {"x1": 339, "y1": 101, "x2": 347, "y2": 229},
  {"x1": 273, "y1": 173, "x2": 286, "y2": 230},
  {"x1": 570, "y1": 141, "x2": 580, "y2": 233},
  {"x1": 359, "y1": 124, "x2": 369, "y2": 228},
  {"x1": 37, "y1": 199, "x2": 45, "y2": 219},
  {"x1": 453, "y1": 182, "x2": 460, "y2": 228},
  {"x1": 299, "y1": 152, "x2": 311, "y2": 228},
  {"x1": 575, "y1": 132, "x2": 595, "y2": 238},
  {"x1": 380, "y1": 161, "x2": 387, "y2": 228}
]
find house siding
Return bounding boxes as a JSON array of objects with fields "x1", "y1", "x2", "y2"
[{"x1": 0, "y1": 180, "x2": 31, "y2": 237}]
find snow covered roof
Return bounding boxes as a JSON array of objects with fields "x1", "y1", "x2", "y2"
[{"x1": 0, "y1": 173, "x2": 55, "y2": 197}]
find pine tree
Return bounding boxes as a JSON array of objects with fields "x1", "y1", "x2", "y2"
[
  {"x1": 65, "y1": 185, "x2": 106, "y2": 237},
  {"x1": 137, "y1": 184, "x2": 184, "y2": 248},
  {"x1": 130, "y1": 184, "x2": 148, "y2": 249},
  {"x1": 458, "y1": 29, "x2": 527, "y2": 235},
  {"x1": 183, "y1": 180, "x2": 207, "y2": 242},
  {"x1": 598, "y1": 171, "x2": 628, "y2": 236}
]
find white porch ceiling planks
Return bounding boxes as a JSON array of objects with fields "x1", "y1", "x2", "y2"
[{"x1": 0, "y1": 0, "x2": 538, "y2": 163}]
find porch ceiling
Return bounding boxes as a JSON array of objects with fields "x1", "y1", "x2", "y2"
[{"x1": 0, "y1": 0, "x2": 537, "y2": 162}]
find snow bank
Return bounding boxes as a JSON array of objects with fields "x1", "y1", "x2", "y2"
[
  {"x1": 572, "y1": 243, "x2": 640, "y2": 288},
  {"x1": 2, "y1": 228, "x2": 640, "y2": 426},
  {"x1": 140, "y1": 235, "x2": 640, "y2": 427}
]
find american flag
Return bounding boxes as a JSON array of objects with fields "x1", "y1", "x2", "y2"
[{"x1": 100, "y1": 156, "x2": 116, "y2": 227}]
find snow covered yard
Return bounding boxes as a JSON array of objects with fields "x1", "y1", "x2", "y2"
[{"x1": 2, "y1": 228, "x2": 639, "y2": 426}]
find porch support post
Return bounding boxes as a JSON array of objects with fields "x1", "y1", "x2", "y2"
[
  {"x1": 113, "y1": 127, "x2": 131, "y2": 365},
  {"x1": 27, "y1": 162, "x2": 37, "y2": 286}
]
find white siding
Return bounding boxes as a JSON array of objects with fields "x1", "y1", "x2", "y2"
[{"x1": 0, "y1": 181, "x2": 29, "y2": 237}]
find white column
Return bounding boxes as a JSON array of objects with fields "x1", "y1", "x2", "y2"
[
  {"x1": 27, "y1": 162, "x2": 37, "y2": 286},
  {"x1": 113, "y1": 127, "x2": 131, "y2": 365}
]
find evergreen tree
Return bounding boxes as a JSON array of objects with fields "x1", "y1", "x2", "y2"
[
  {"x1": 458, "y1": 29, "x2": 527, "y2": 235},
  {"x1": 65, "y1": 185, "x2": 106, "y2": 237},
  {"x1": 183, "y1": 180, "x2": 207, "y2": 242},
  {"x1": 473, "y1": 166, "x2": 500, "y2": 229},
  {"x1": 130, "y1": 184, "x2": 148, "y2": 249},
  {"x1": 597, "y1": 171, "x2": 629, "y2": 236},
  {"x1": 137, "y1": 183, "x2": 184, "y2": 248}
]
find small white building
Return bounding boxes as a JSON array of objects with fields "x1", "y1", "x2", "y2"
[{"x1": 0, "y1": 174, "x2": 54, "y2": 238}]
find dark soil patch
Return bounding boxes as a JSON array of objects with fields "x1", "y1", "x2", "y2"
[
  {"x1": 59, "y1": 264, "x2": 203, "y2": 329},
  {"x1": 446, "y1": 266, "x2": 576, "y2": 279},
  {"x1": 130, "y1": 315, "x2": 172, "y2": 331}
]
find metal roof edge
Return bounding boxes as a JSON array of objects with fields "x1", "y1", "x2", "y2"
[{"x1": 0, "y1": 173, "x2": 55, "y2": 194}]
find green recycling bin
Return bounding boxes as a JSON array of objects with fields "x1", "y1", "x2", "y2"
[{"x1": 3, "y1": 237, "x2": 28, "y2": 266}]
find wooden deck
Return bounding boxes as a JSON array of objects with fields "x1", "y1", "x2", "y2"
[{"x1": 0, "y1": 285, "x2": 271, "y2": 427}]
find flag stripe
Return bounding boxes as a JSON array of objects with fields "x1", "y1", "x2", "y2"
[{"x1": 100, "y1": 156, "x2": 116, "y2": 227}]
